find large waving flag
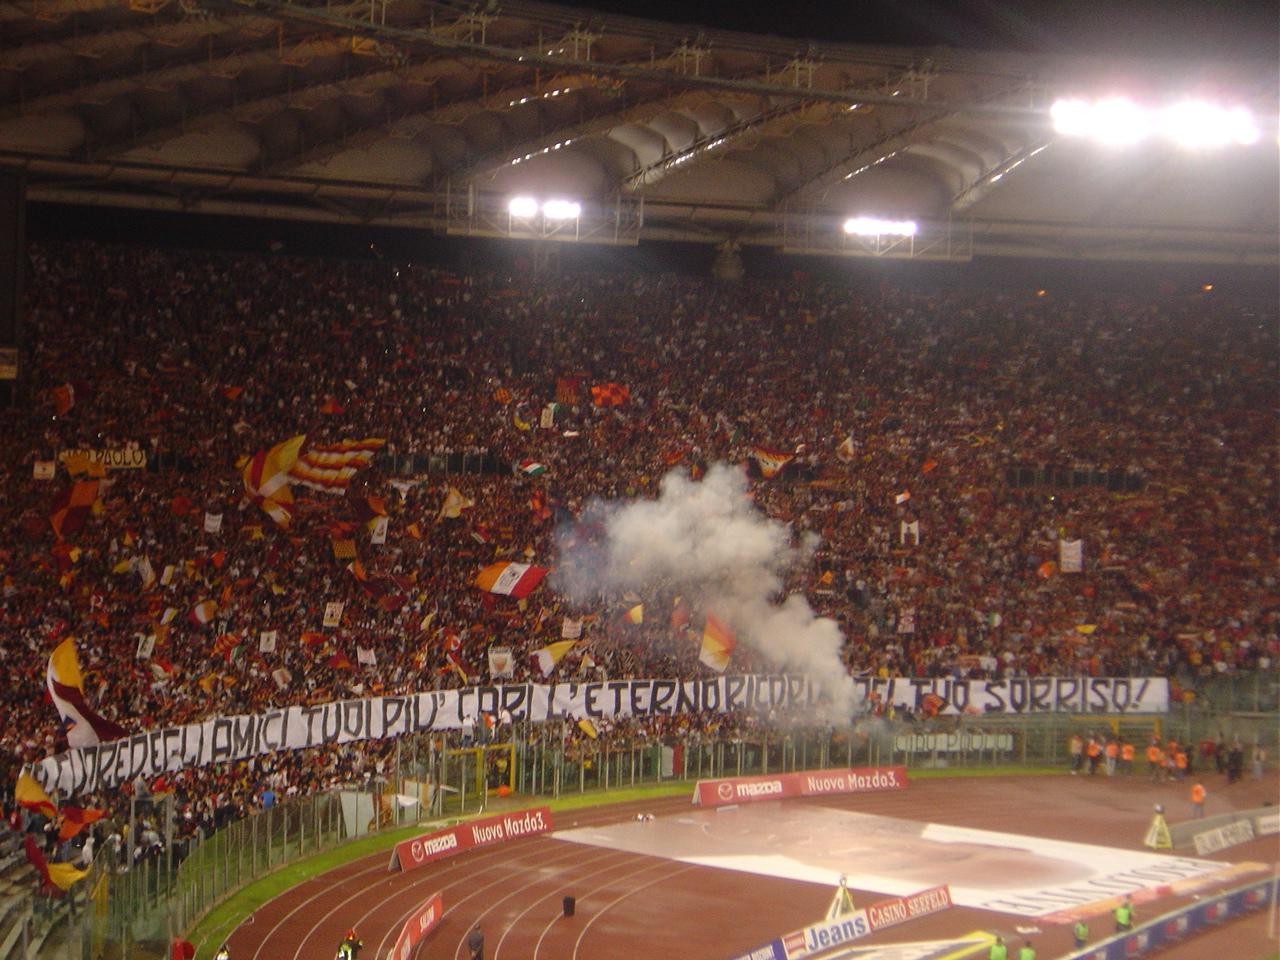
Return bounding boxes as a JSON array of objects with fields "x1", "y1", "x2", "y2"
[
  {"x1": 243, "y1": 435, "x2": 386, "y2": 527},
  {"x1": 289, "y1": 437, "x2": 386, "y2": 491},
  {"x1": 474, "y1": 561, "x2": 549, "y2": 599},
  {"x1": 699, "y1": 614, "x2": 735, "y2": 673},
  {"x1": 15, "y1": 770, "x2": 57, "y2": 818},
  {"x1": 242, "y1": 434, "x2": 306, "y2": 527},
  {"x1": 531, "y1": 640, "x2": 576, "y2": 677},
  {"x1": 47, "y1": 637, "x2": 127, "y2": 747}
]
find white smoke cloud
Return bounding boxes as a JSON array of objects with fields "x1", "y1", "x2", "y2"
[{"x1": 553, "y1": 463, "x2": 857, "y2": 719}]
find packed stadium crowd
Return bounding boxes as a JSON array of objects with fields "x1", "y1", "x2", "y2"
[{"x1": 1, "y1": 239, "x2": 1277, "y2": 872}]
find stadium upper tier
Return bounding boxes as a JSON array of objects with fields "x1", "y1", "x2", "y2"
[
  {"x1": 1, "y1": 240, "x2": 1276, "y2": 796},
  {"x1": 0, "y1": 0, "x2": 1277, "y2": 262}
]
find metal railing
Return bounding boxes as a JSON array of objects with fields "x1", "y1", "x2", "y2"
[{"x1": 31, "y1": 670, "x2": 1279, "y2": 958}]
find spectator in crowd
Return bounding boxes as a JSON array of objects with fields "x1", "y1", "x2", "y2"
[{"x1": 0, "y1": 239, "x2": 1274, "y2": 869}]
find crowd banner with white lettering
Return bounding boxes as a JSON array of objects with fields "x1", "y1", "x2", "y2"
[
  {"x1": 58, "y1": 447, "x2": 148, "y2": 470},
  {"x1": 730, "y1": 885, "x2": 951, "y2": 960},
  {"x1": 390, "y1": 807, "x2": 552, "y2": 872},
  {"x1": 693, "y1": 767, "x2": 907, "y2": 808},
  {"x1": 33, "y1": 676, "x2": 1166, "y2": 797},
  {"x1": 389, "y1": 890, "x2": 443, "y2": 959},
  {"x1": 854, "y1": 676, "x2": 1167, "y2": 715},
  {"x1": 35, "y1": 675, "x2": 813, "y2": 796}
]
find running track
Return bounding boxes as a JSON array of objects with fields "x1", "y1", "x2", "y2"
[{"x1": 222, "y1": 773, "x2": 1280, "y2": 959}]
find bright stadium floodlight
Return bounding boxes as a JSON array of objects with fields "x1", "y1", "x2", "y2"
[
  {"x1": 508, "y1": 195, "x2": 539, "y2": 218},
  {"x1": 1051, "y1": 96, "x2": 1147, "y2": 144},
  {"x1": 1052, "y1": 96, "x2": 1260, "y2": 148},
  {"x1": 1160, "y1": 101, "x2": 1259, "y2": 148},
  {"x1": 843, "y1": 217, "x2": 918, "y2": 237},
  {"x1": 541, "y1": 199, "x2": 581, "y2": 220},
  {"x1": 1091, "y1": 97, "x2": 1149, "y2": 146}
]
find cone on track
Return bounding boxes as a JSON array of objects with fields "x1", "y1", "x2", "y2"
[
  {"x1": 826, "y1": 875, "x2": 857, "y2": 919},
  {"x1": 1144, "y1": 809, "x2": 1172, "y2": 850}
]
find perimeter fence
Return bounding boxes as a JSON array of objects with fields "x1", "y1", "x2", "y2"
[{"x1": 16, "y1": 669, "x2": 1279, "y2": 959}]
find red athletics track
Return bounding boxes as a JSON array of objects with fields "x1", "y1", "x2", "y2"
[{"x1": 224, "y1": 773, "x2": 1280, "y2": 960}]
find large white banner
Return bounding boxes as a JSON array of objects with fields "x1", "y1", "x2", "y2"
[
  {"x1": 855, "y1": 675, "x2": 1166, "y2": 716},
  {"x1": 36, "y1": 675, "x2": 814, "y2": 796},
  {"x1": 34, "y1": 675, "x2": 1167, "y2": 797}
]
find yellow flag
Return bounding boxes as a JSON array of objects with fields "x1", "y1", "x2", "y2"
[{"x1": 47, "y1": 861, "x2": 90, "y2": 891}]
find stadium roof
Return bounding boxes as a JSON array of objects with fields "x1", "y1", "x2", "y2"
[{"x1": 1, "y1": 0, "x2": 1276, "y2": 264}]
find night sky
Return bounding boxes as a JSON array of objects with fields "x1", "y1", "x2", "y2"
[{"x1": 558, "y1": 0, "x2": 1279, "y2": 62}]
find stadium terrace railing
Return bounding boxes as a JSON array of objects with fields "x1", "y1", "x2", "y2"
[{"x1": 34, "y1": 670, "x2": 1278, "y2": 959}]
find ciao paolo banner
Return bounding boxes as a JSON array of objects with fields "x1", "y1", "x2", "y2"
[
  {"x1": 390, "y1": 806, "x2": 553, "y2": 872},
  {"x1": 692, "y1": 767, "x2": 907, "y2": 808}
]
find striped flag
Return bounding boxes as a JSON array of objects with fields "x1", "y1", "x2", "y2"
[
  {"x1": 698, "y1": 615, "x2": 735, "y2": 673},
  {"x1": 531, "y1": 640, "x2": 575, "y2": 677},
  {"x1": 46, "y1": 637, "x2": 127, "y2": 746},
  {"x1": 289, "y1": 437, "x2": 385, "y2": 492},
  {"x1": 518, "y1": 460, "x2": 547, "y2": 477},
  {"x1": 474, "y1": 561, "x2": 549, "y2": 599}
]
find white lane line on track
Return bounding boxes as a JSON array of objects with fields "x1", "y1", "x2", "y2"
[
  {"x1": 364, "y1": 844, "x2": 626, "y2": 960},
  {"x1": 260, "y1": 835, "x2": 566, "y2": 960},
  {"x1": 292, "y1": 839, "x2": 593, "y2": 960},
  {"x1": 530, "y1": 858, "x2": 690, "y2": 960},
  {"x1": 567, "y1": 863, "x2": 702, "y2": 960},
  {"x1": 492, "y1": 853, "x2": 673, "y2": 960},
  {"x1": 244, "y1": 802, "x2": 688, "y2": 960},
  {"x1": 444, "y1": 847, "x2": 626, "y2": 960}
]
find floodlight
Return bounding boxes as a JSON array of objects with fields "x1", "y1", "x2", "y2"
[
  {"x1": 1090, "y1": 97, "x2": 1148, "y2": 146},
  {"x1": 1161, "y1": 101, "x2": 1259, "y2": 148},
  {"x1": 1050, "y1": 96, "x2": 1147, "y2": 144},
  {"x1": 1049, "y1": 98, "x2": 1091, "y2": 137},
  {"x1": 541, "y1": 199, "x2": 581, "y2": 220},
  {"x1": 843, "y1": 217, "x2": 917, "y2": 237},
  {"x1": 1051, "y1": 96, "x2": 1259, "y2": 148},
  {"x1": 507, "y1": 196, "x2": 539, "y2": 218}
]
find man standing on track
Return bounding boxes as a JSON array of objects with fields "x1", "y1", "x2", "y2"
[
  {"x1": 1114, "y1": 896, "x2": 1135, "y2": 933},
  {"x1": 1073, "y1": 918, "x2": 1089, "y2": 948},
  {"x1": 1190, "y1": 781, "x2": 1207, "y2": 818},
  {"x1": 987, "y1": 935, "x2": 1008, "y2": 960},
  {"x1": 336, "y1": 927, "x2": 362, "y2": 959},
  {"x1": 468, "y1": 925, "x2": 485, "y2": 960}
]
